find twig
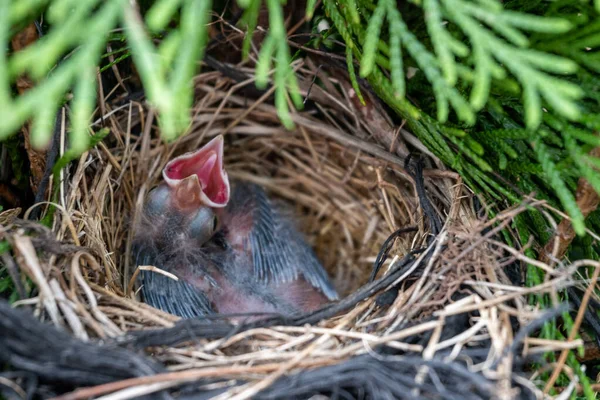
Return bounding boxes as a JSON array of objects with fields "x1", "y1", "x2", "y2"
[{"x1": 127, "y1": 265, "x2": 179, "y2": 298}]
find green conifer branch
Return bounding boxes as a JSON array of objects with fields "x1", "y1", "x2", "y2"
[
  {"x1": 533, "y1": 138, "x2": 586, "y2": 234},
  {"x1": 318, "y1": 0, "x2": 600, "y2": 236},
  {"x1": 1, "y1": 0, "x2": 599, "y2": 240},
  {"x1": 345, "y1": 45, "x2": 366, "y2": 106},
  {"x1": 1, "y1": 0, "x2": 122, "y2": 148}
]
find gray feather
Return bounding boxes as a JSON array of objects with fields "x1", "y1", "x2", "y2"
[
  {"x1": 229, "y1": 183, "x2": 338, "y2": 300},
  {"x1": 134, "y1": 248, "x2": 214, "y2": 319}
]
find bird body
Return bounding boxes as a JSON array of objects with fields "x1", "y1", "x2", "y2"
[{"x1": 133, "y1": 136, "x2": 337, "y2": 320}]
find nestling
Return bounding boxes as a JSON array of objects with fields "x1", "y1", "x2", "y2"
[{"x1": 132, "y1": 135, "x2": 338, "y2": 319}]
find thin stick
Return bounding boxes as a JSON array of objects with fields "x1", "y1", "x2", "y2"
[{"x1": 127, "y1": 265, "x2": 179, "y2": 298}]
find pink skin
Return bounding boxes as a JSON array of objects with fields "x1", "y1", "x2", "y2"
[{"x1": 181, "y1": 259, "x2": 328, "y2": 320}]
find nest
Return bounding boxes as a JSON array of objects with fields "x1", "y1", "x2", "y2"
[{"x1": 0, "y1": 50, "x2": 592, "y2": 399}]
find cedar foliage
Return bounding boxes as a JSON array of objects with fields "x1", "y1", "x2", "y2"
[{"x1": 1, "y1": 0, "x2": 599, "y2": 237}]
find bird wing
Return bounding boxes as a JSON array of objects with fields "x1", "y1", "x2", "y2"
[
  {"x1": 224, "y1": 182, "x2": 338, "y2": 300},
  {"x1": 140, "y1": 270, "x2": 213, "y2": 318},
  {"x1": 133, "y1": 246, "x2": 214, "y2": 319}
]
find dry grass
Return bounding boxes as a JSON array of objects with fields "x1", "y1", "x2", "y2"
[{"x1": 0, "y1": 51, "x2": 596, "y2": 399}]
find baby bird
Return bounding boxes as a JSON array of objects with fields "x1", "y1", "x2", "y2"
[{"x1": 132, "y1": 135, "x2": 338, "y2": 319}]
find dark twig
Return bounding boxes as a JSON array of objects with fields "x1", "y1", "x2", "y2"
[
  {"x1": 30, "y1": 109, "x2": 62, "y2": 221},
  {"x1": 369, "y1": 227, "x2": 418, "y2": 283},
  {"x1": 304, "y1": 64, "x2": 322, "y2": 105},
  {"x1": 405, "y1": 155, "x2": 442, "y2": 237},
  {"x1": 0, "y1": 300, "x2": 171, "y2": 399},
  {"x1": 206, "y1": 8, "x2": 244, "y2": 52},
  {"x1": 254, "y1": 352, "x2": 535, "y2": 400}
]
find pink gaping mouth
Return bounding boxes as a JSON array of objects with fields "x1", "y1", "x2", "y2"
[{"x1": 163, "y1": 135, "x2": 230, "y2": 208}]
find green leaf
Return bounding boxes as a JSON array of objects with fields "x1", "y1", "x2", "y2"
[
  {"x1": 346, "y1": 0, "x2": 361, "y2": 24},
  {"x1": 123, "y1": 2, "x2": 177, "y2": 138},
  {"x1": 274, "y1": 80, "x2": 293, "y2": 129},
  {"x1": 360, "y1": 0, "x2": 386, "y2": 77},
  {"x1": 14, "y1": 0, "x2": 98, "y2": 79},
  {"x1": 10, "y1": 0, "x2": 50, "y2": 23},
  {"x1": 518, "y1": 50, "x2": 579, "y2": 75},
  {"x1": 158, "y1": 31, "x2": 182, "y2": 70},
  {"x1": 533, "y1": 138, "x2": 585, "y2": 235},
  {"x1": 470, "y1": 42, "x2": 491, "y2": 110},
  {"x1": 241, "y1": 0, "x2": 261, "y2": 59},
  {"x1": 567, "y1": 129, "x2": 600, "y2": 147},
  {"x1": 255, "y1": 35, "x2": 276, "y2": 89},
  {"x1": 146, "y1": 0, "x2": 182, "y2": 32},
  {"x1": 499, "y1": 152, "x2": 507, "y2": 169},
  {"x1": 69, "y1": 66, "x2": 96, "y2": 155},
  {"x1": 424, "y1": 0, "x2": 457, "y2": 85},
  {"x1": 386, "y1": 2, "x2": 405, "y2": 98},
  {"x1": 475, "y1": 0, "x2": 502, "y2": 12},
  {"x1": 458, "y1": 1, "x2": 529, "y2": 47},
  {"x1": 446, "y1": 134, "x2": 492, "y2": 171},
  {"x1": 306, "y1": 0, "x2": 318, "y2": 19},
  {"x1": 500, "y1": 11, "x2": 573, "y2": 33},
  {"x1": 466, "y1": 136, "x2": 484, "y2": 155},
  {"x1": 169, "y1": 0, "x2": 212, "y2": 134},
  {"x1": 31, "y1": 104, "x2": 59, "y2": 150},
  {"x1": 523, "y1": 83, "x2": 541, "y2": 129},
  {"x1": 539, "y1": 84, "x2": 580, "y2": 121},
  {"x1": 237, "y1": 0, "x2": 252, "y2": 9},
  {"x1": 564, "y1": 132, "x2": 600, "y2": 197},
  {"x1": 0, "y1": 0, "x2": 12, "y2": 107},
  {"x1": 346, "y1": 43, "x2": 366, "y2": 105}
]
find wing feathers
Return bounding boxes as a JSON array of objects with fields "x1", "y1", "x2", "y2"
[{"x1": 227, "y1": 183, "x2": 338, "y2": 300}]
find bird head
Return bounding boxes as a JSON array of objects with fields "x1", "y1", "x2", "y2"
[{"x1": 143, "y1": 135, "x2": 231, "y2": 246}]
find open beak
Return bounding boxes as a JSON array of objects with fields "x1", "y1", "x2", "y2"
[{"x1": 163, "y1": 135, "x2": 230, "y2": 209}]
